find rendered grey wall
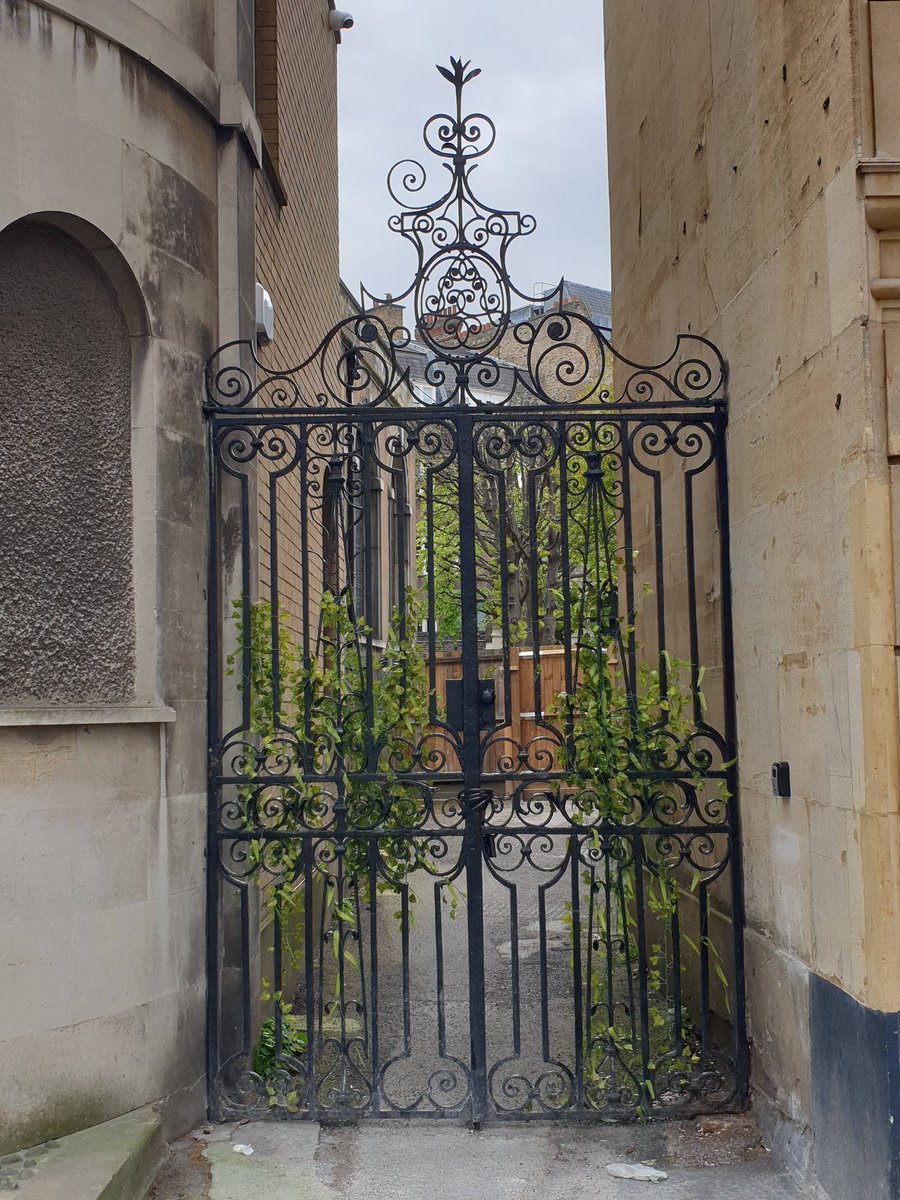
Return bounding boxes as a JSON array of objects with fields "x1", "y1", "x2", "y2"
[
  {"x1": 0, "y1": 219, "x2": 135, "y2": 704},
  {"x1": 0, "y1": 0, "x2": 228, "y2": 1151}
]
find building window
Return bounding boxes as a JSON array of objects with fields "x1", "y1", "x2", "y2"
[
  {"x1": 346, "y1": 442, "x2": 382, "y2": 640},
  {"x1": 388, "y1": 454, "x2": 409, "y2": 620}
]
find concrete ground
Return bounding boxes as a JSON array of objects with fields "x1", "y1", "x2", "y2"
[
  {"x1": 150, "y1": 1114, "x2": 808, "y2": 1199},
  {"x1": 177, "y1": 814, "x2": 801, "y2": 1200}
]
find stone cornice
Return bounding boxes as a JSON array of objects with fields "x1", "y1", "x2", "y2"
[
  {"x1": 860, "y1": 160, "x2": 900, "y2": 231},
  {"x1": 0, "y1": 705, "x2": 177, "y2": 726},
  {"x1": 36, "y1": 0, "x2": 219, "y2": 116}
]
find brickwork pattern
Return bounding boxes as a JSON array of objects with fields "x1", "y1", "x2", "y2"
[
  {"x1": 254, "y1": 0, "x2": 342, "y2": 635},
  {"x1": 494, "y1": 297, "x2": 607, "y2": 403}
]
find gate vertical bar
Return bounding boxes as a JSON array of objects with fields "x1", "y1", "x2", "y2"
[
  {"x1": 205, "y1": 418, "x2": 221, "y2": 1119},
  {"x1": 714, "y1": 406, "x2": 749, "y2": 1102},
  {"x1": 456, "y1": 409, "x2": 488, "y2": 1123}
]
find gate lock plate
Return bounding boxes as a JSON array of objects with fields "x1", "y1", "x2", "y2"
[{"x1": 445, "y1": 677, "x2": 496, "y2": 731}]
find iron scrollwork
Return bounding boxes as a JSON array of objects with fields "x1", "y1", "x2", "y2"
[
  {"x1": 205, "y1": 59, "x2": 725, "y2": 415},
  {"x1": 206, "y1": 59, "x2": 744, "y2": 1125}
]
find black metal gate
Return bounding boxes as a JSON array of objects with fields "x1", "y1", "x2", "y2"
[{"x1": 205, "y1": 59, "x2": 746, "y2": 1123}]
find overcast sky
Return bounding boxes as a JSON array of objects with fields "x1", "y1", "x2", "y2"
[{"x1": 337, "y1": 0, "x2": 609, "y2": 306}]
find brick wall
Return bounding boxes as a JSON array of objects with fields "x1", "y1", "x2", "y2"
[{"x1": 254, "y1": 0, "x2": 342, "y2": 635}]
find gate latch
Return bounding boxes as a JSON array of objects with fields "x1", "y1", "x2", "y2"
[{"x1": 445, "y1": 677, "x2": 497, "y2": 731}]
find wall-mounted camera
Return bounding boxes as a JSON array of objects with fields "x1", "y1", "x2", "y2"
[{"x1": 329, "y1": 10, "x2": 354, "y2": 31}]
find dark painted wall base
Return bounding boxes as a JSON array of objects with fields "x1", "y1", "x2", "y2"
[{"x1": 810, "y1": 974, "x2": 900, "y2": 1200}]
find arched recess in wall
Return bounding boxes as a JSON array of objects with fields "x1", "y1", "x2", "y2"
[{"x1": 0, "y1": 214, "x2": 148, "y2": 706}]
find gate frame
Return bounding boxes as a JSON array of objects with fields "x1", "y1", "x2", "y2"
[{"x1": 203, "y1": 57, "x2": 748, "y2": 1124}]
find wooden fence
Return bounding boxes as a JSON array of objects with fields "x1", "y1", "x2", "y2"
[{"x1": 427, "y1": 644, "x2": 570, "y2": 780}]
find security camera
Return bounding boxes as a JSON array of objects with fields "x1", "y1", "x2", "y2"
[{"x1": 329, "y1": 10, "x2": 354, "y2": 31}]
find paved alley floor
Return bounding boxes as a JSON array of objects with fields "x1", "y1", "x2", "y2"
[{"x1": 151, "y1": 1115, "x2": 809, "y2": 1200}]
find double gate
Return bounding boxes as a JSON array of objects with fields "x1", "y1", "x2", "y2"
[{"x1": 205, "y1": 59, "x2": 746, "y2": 1122}]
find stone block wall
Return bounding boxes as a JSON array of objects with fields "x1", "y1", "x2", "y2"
[
  {"x1": 603, "y1": 3, "x2": 900, "y2": 1196},
  {"x1": 0, "y1": 0, "x2": 258, "y2": 1151}
]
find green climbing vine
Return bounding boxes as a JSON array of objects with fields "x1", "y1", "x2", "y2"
[
  {"x1": 521, "y1": 411, "x2": 735, "y2": 1115},
  {"x1": 555, "y1": 625, "x2": 728, "y2": 1114},
  {"x1": 227, "y1": 586, "x2": 457, "y2": 1094},
  {"x1": 224, "y1": 423, "x2": 731, "y2": 1116}
]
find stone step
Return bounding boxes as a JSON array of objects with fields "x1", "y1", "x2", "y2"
[{"x1": 5, "y1": 1107, "x2": 165, "y2": 1199}]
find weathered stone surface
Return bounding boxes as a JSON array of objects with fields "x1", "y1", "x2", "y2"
[
  {"x1": 13, "y1": 1106, "x2": 164, "y2": 1200},
  {"x1": 744, "y1": 929, "x2": 811, "y2": 1125},
  {"x1": 604, "y1": 4, "x2": 900, "y2": 1193},
  {"x1": 0, "y1": 220, "x2": 135, "y2": 705},
  {"x1": 870, "y1": 2, "x2": 900, "y2": 158},
  {"x1": 0, "y1": 0, "x2": 220, "y2": 1154}
]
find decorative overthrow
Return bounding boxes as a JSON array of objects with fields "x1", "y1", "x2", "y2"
[
  {"x1": 204, "y1": 60, "x2": 746, "y2": 1125},
  {"x1": 205, "y1": 57, "x2": 724, "y2": 414}
]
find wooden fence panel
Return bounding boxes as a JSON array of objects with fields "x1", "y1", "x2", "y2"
[{"x1": 422, "y1": 645, "x2": 571, "y2": 782}]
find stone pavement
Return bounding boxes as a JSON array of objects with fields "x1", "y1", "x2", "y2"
[{"x1": 152, "y1": 1115, "x2": 809, "y2": 1200}]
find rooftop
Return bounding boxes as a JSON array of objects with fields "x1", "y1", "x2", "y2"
[{"x1": 510, "y1": 279, "x2": 612, "y2": 330}]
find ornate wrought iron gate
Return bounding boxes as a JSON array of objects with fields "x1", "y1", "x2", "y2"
[{"x1": 205, "y1": 59, "x2": 746, "y2": 1123}]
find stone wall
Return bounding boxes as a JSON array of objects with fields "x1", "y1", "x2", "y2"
[
  {"x1": 603, "y1": 3, "x2": 900, "y2": 1196},
  {"x1": 0, "y1": 0, "x2": 258, "y2": 1151}
]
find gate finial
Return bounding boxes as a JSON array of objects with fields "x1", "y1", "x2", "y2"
[
  {"x1": 372, "y1": 57, "x2": 536, "y2": 363},
  {"x1": 435, "y1": 57, "x2": 481, "y2": 88}
]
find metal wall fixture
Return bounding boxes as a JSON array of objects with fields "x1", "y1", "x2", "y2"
[{"x1": 204, "y1": 58, "x2": 746, "y2": 1124}]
